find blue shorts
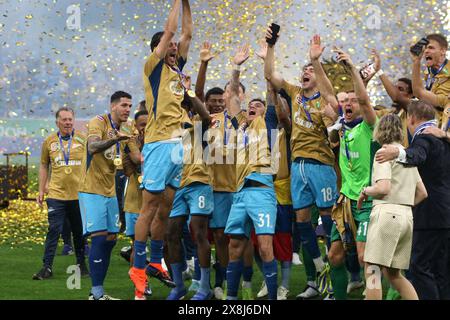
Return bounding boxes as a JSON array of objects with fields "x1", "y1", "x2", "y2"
[
  {"x1": 170, "y1": 183, "x2": 214, "y2": 218},
  {"x1": 210, "y1": 192, "x2": 234, "y2": 229},
  {"x1": 141, "y1": 141, "x2": 183, "y2": 193},
  {"x1": 291, "y1": 159, "x2": 337, "y2": 210},
  {"x1": 78, "y1": 192, "x2": 120, "y2": 235},
  {"x1": 125, "y1": 212, "x2": 139, "y2": 237},
  {"x1": 225, "y1": 187, "x2": 277, "y2": 238}
]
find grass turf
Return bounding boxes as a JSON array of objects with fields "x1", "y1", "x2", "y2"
[{"x1": 0, "y1": 240, "x2": 372, "y2": 300}]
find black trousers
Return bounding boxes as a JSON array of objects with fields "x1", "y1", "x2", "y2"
[
  {"x1": 115, "y1": 170, "x2": 127, "y2": 229},
  {"x1": 409, "y1": 229, "x2": 450, "y2": 300},
  {"x1": 43, "y1": 199, "x2": 85, "y2": 268}
]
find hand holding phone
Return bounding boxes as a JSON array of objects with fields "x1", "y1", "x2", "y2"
[
  {"x1": 360, "y1": 63, "x2": 376, "y2": 80},
  {"x1": 410, "y1": 37, "x2": 429, "y2": 56},
  {"x1": 266, "y1": 23, "x2": 280, "y2": 46}
]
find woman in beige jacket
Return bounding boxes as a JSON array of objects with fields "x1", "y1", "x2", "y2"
[{"x1": 357, "y1": 114, "x2": 428, "y2": 300}]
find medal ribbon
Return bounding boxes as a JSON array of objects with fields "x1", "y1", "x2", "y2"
[
  {"x1": 108, "y1": 113, "x2": 121, "y2": 159},
  {"x1": 58, "y1": 130, "x2": 74, "y2": 166},
  {"x1": 426, "y1": 59, "x2": 448, "y2": 91},
  {"x1": 299, "y1": 92, "x2": 321, "y2": 123}
]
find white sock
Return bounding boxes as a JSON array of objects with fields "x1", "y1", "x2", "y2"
[{"x1": 313, "y1": 257, "x2": 325, "y2": 272}]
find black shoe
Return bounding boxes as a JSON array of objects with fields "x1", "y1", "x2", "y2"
[
  {"x1": 145, "y1": 263, "x2": 176, "y2": 288},
  {"x1": 32, "y1": 267, "x2": 53, "y2": 280},
  {"x1": 78, "y1": 263, "x2": 90, "y2": 277},
  {"x1": 120, "y1": 246, "x2": 132, "y2": 263},
  {"x1": 119, "y1": 223, "x2": 126, "y2": 234}
]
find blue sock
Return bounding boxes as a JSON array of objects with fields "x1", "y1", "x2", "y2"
[
  {"x1": 170, "y1": 262, "x2": 185, "y2": 292},
  {"x1": 214, "y1": 264, "x2": 227, "y2": 287},
  {"x1": 89, "y1": 235, "x2": 107, "y2": 298},
  {"x1": 296, "y1": 222, "x2": 321, "y2": 259},
  {"x1": 91, "y1": 286, "x2": 104, "y2": 300},
  {"x1": 263, "y1": 259, "x2": 278, "y2": 300},
  {"x1": 243, "y1": 265, "x2": 253, "y2": 282},
  {"x1": 101, "y1": 239, "x2": 116, "y2": 283},
  {"x1": 226, "y1": 260, "x2": 243, "y2": 299},
  {"x1": 281, "y1": 261, "x2": 291, "y2": 289},
  {"x1": 194, "y1": 257, "x2": 201, "y2": 281},
  {"x1": 321, "y1": 215, "x2": 333, "y2": 249},
  {"x1": 199, "y1": 267, "x2": 211, "y2": 294},
  {"x1": 150, "y1": 240, "x2": 164, "y2": 264},
  {"x1": 133, "y1": 240, "x2": 147, "y2": 269}
]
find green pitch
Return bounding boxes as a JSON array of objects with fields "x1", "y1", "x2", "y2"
[{"x1": 0, "y1": 240, "x2": 373, "y2": 300}]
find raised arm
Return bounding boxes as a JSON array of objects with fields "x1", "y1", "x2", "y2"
[
  {"x1": 335, "y1": 47, "x2": 377, "y2": 126},
  {"x1": 309, "y1": 35, "x2": 339, "y2": 111},
  {"x1": 227, "y1": 44, "x2": 250, "y2": 118},
  {"x1": 195, "y1": 42, "x2": 216, "y2": 102},
  {"x1": 411, "y1": 48, "x2": 440, "y2": 107},
  {"x1": 178, "y1": 0, "x2": 193, "y2": 60},
  {"x1": 154, "y1": 0, "x2": 181, "y2": 60},
  {"x1": 264, "y1": 26, "x2": 284, "y2": 91},
  {"x1": 372, "y1": 50, "x2": 410, "y2": 110}
]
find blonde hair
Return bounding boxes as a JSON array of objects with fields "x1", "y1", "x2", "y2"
[{"x1": 373, "y1": 113, "x2": 403, "y2": 145}]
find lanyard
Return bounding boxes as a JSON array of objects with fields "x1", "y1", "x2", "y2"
[
  {"x1": 426, "y1": 59, "x2": 448, "y2": 91},
  {"x1": 298, "y1": 92, "x2": 321, "y2": 123},
  {"x1": 58, "y1": 130, "x2": 74, "y2": 166},
  {"x1": 108, "y1": 113, "x2": 121, "y2": 158},
  {"x1": 170, "y1": 65, "x2": 188, "y2": 91},
  {"x1": 340, "y1": 117, "x2": 363, "y2": 168},
  {"x1": 223, "y1": 110, "x2": 230, "y2": 146},
  {"x1": 411, "y1": 120, "x2": 437, "y2": 143}
]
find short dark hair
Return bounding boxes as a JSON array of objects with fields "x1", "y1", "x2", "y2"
[
  {"x1": 55, "y1": 107, "x2": 74, "y2": 120},
  {"x1": 249, "y1": 98, "x2": 266, "y2": 106},
  {"x1": 426, "y1": 33, "x2": 448, "y2": 50},
  {"x1": 134, "y1": 110, "x2": 149, "y2": 121},
  {"x1": 397, "y1": 78, "x2": 413, "y2": 95},
  {"x1": 302, "y1": 62, "x2": 313, "y2": 71},
  {"x1": 224, "y1": 81, "x2": 246, "y2": 94},
  {"x1": 407, "y1": 100, "x2": 435, "y2": 121},
  {"x1": 138, "y1": 100, "x2": 146, "y2": 112},
  {"x1": 110, "y1": 91, "x2": 132, "y2": 104},
  {"x1": 205, "y1": 87, "x2": 225, "y2": 102},
  {"x1": 151, "y1": 31, "x2": 164, "y2": 52}
]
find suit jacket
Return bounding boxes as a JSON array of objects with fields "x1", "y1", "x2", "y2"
[{"x1": 404, "y1": 134, "x2": 450, "y2": 229}]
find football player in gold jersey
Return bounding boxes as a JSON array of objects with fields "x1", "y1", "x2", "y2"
[
  {"x1": 78, "y1": 91, "x2": 132, "y2": 300},
  {"x1": 130, "y1": 0, "x2": 196, "y2": 296}
]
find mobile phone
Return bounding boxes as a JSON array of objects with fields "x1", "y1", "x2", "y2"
[
  {"x1": 410, "y1": 37, "x2": 429, "y2": 56},
  {"x1": 266, "y1": 23, "x2": 280, "y2": 45},
  {"x1": 359, "y1": 63, "x2": 376, "y2": 80}
]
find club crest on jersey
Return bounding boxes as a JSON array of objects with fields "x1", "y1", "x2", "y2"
[
  {"x1": 170, "y1": 80, "x2": 185, "y2": 97},
  {"x1": 50, "y1": 142, "x2": 60, "y2": 152},
  {"x1": 107, "y1": 130, "x2": 115, "y2": 138}
]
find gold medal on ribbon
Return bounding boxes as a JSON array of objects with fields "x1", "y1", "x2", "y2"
[
  {"x1": 64, "y1": 167, "x2": 72, "y2": 175},
  {"x1": 113, "y1": 157, "x2": 122, "y2": 167},
  {"x1": 138, "y1": 176, "x2": 143, "y2": 184}
]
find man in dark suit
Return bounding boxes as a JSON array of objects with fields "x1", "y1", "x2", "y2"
[{"x1": 376, "y1": 100, "x2": 450, "y2": 300}]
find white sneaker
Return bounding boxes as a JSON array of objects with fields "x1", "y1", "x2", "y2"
[
  {"x1": 277, "y1": 286, "x2": 289, "y2": 300},
  {"x1": 292, "y1": 253, "x2": 302, "y2": 266},
  {"x1": 161, "y1": 258, "x2": 168, "y2": 271},
  {"x1": 257, "y1": 281, "x2": 268, "y2": 298},
  {"x1": 213, "y1": 286, "x2": 224, "y2": 300},
  {"x1": 134, "y1": 295, "x2": 146, "y2": 300},
  {"x1": 89, "y1": 294, "x2": 120, "y2": 300},
  {"x1": 323, "y1": 293, "x2": 335, "y2": 300},
  {"x1": 296, "y1": 284, "x2": 320, "y2": 299},
  {"x1": 347, "y1": 280, "x2": 365, "y2": 294}
]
